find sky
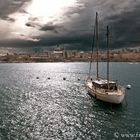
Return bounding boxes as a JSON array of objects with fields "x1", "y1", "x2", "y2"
[{"x1": 0, "y1": 0, "x2": 140, "y2": 53}]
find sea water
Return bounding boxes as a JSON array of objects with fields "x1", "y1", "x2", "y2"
[{"x1": 0, "y1": 62, "x2": 140, "y2": 140}]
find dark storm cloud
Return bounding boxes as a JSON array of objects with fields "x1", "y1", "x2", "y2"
[
  {"x1": 48, "y1": 0, "x2": 140, "y2": 50},
  {"x1": 107, "y1": 5, "x2": 140, "y2": 48},
  {"x1": 25, "y1": 21, "x2": 61, "y2": 34},
  {"x1": 25, "y1": 21, "x2": 59, "y2": 32},
  {"x1": 0, "y1": 30, "x2": 91, "y2": 50},
  {"x1": 40, "y1": 24, "x2": 57, "y2": 32},
  {"x1": 0, "y1": 37, "x2": 40, "y2": 48},
  {"x1": 0, "y1": 0, "x2": 31, "y2": 19},
  {"x1": 39, "y1": 23, "x2": 66, "y2": 34},
  {"x1": 0, "y1": 0, "x2": 140, "y2": 51},
  {"x1": 38, "y1": 32, "x2": 91, "y2": 48},
  {"x1": 60, "y1": 0, "x2": 140, "y2": 50}
]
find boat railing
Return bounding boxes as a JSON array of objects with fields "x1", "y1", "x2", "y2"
[
  {"x1": 96, "y1": 87, "x2": 106, "y2": 93},
  {"x1": 118, "y1": 85, "x2": 125, "y2": 94}
]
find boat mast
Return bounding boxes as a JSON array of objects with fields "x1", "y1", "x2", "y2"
[
  {"x1": 106, "y1": 25, "x2": 109, "y2": 89},
  {"x1": 95, "y1": 12, "x2": 99, "y2": 80},
  {"x1": 89, "y1": 27, "x2": 95, "y2": 76}
]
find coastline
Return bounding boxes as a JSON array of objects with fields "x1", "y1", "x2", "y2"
[
  {"x1": 0, "y1": 59, "x2": 140, "y2": 63},
  {"x1": 0, "y1": 48, "x2": 140, "y2": 63}
]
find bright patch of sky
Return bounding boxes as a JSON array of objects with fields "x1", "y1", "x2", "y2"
[{"x1": 6, "y1": 0, "x2": 82, "y2": 41}]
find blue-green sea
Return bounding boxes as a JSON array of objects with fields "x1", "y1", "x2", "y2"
[{"x1": 0, "y1": 62, "x2": 140, "y2": 140}]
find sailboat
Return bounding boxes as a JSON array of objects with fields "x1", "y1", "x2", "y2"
[{"x1": 85, "y1": 12, "x2": 126, "y2": 104}]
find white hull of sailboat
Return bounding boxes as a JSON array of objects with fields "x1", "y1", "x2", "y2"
[{"x1": 86, "y1": 80, "x2": 125, "y2": 104}]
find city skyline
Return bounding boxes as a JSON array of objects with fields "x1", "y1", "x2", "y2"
[{"x1": 0, "y1": 47, "x2": 140, "y2": 62}]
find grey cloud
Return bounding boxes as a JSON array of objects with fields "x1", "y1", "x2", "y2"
[
  {"x1": 39, "y1": 24, "x2": 61, "y2": 33},
  {"x1": 25, "y1": 19, "x2": 61, "y2": 34},
  {"x1": 25, "y1": 22, "x2": 36, "y2": 28},
  {"x1": 1, "y1": 16, "x2": 15, "y2": 22},
  {"x1": 40, "y1": 25, "x2": 56, "y2": 31},
  {"x1": 25, "y1": 17, "x2": 41, "y2": 28},
  {"x1": 0, "y1": 0, "x2": 31, "y2": 19}
]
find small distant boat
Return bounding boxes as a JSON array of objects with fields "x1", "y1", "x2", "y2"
[{"x1": 85, "y1": 12, "x2": 126, "y2": 104}]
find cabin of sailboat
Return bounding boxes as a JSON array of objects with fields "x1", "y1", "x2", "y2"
[{"x1": 92, "y1": 79, "x2": 118, "y2": 91}]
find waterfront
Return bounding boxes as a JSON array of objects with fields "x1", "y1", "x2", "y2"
[
  {"x1": 0, "y1": 62, "x2": 140, "y2": 139},
  {"x1": 0, "y1": 47, "x2": 140, "y2": 63}
]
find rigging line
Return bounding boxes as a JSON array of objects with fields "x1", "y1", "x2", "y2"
[{"x1": 89, "y1": 24, "x2": 96, "y2": 77}]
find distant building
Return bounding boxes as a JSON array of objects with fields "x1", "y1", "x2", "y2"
[{"x1": 52, "y1": 45, "x2": 65, "y2": 58}]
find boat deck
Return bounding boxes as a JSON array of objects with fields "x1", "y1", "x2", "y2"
[{"x1": 86, "y1": 81, "x2": 124, "y2": 96}]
